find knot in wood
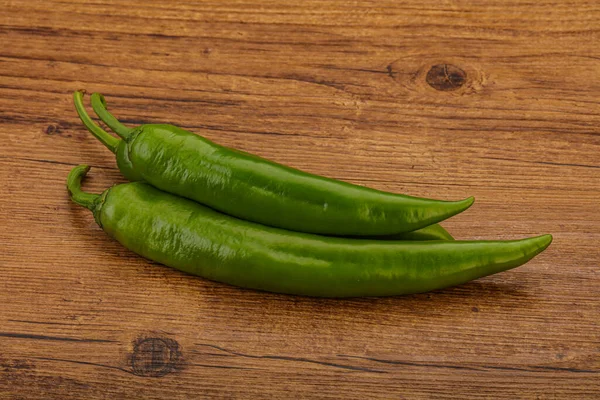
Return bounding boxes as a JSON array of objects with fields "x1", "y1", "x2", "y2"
[
  {"x1": 426, "y1": 64, "x2": 467, "y2": 91},
  {"x1": 131, "y1": 337, "x2": 179, "y2": 377},
  {"x1": 45, "y1": 124, "x2": 59, "y2": 135}
]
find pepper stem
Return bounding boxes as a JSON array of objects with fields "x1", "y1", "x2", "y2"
[
  {"x1": 67, "y1": 165, "x2": 100, "y2": 211},
  {"x1": 91, "y1": 92, "x2": 133, "y2": 140},
  {"x1": 73, "y1": 90, "x2": 120, "y2": 153}
]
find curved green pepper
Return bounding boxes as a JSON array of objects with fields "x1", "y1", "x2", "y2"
[
  {"x1": 67, "y1": 165, "x2": 551, "y2": 298},
  {"x1": 351, "y1": 223, "x2": 454, "y2": 241},
  {"x1": 74, "y1": 90, "x2": 474, "y2": 236}
]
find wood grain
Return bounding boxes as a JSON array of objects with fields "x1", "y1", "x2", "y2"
[{"x1": 1, "y1": 0, "x2": 599, "y2": 398}]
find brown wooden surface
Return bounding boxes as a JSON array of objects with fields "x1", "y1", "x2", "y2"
[{"x1": 1, "y1": 0, "x2": 599, "y2": 398}]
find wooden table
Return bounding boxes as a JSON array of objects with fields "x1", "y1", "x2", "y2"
[{"x1": 1, "y1": 1, "x2": 599, "y2": 398}]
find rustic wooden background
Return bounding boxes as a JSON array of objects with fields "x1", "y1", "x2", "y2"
[{"x1": 1, "y1": 0, "x2": 599, "y2": 398}]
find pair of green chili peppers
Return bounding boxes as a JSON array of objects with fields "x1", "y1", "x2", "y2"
[{"x1": 68, "y1": 90, "x2": 552, "y2": 298}]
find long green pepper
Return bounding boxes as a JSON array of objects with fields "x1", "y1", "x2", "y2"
[
  {"x1": 67, "y1": 165, "x2": 551, "y2": 298},
  {"x1": 74, "y1": 90, "x2": 474, "y2": 236}
]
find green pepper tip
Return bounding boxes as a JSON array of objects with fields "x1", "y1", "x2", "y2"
[
  {"x1": 519, "y1": 234, "x2": 553, "y2": 258},
  {"x1": 537, "y1": 233, "x2": 553, "y2": 249},
  {"x1": 437, "y1": 195, "x2": 475, "y2": 222}
]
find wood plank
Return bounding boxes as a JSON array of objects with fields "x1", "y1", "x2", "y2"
[{"x1": 0, "y1": 0, "x2": 598, "y2": 398}]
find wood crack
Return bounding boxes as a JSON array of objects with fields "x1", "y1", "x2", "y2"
[
  {"x1": 195, "y1": 343, "x2": 386, "y2": 374},
  {"x1": 0, "y1": 332, "x2": 116, "y2": 343},
  {"x1": 339, "y1": 355, "x2": 600, "y2": 374}
]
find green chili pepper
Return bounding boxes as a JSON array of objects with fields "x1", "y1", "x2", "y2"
[
  {"x1": 67, "y1": 165, "x2": 551, "y2": 298},
  {"x1": 391, "y1": 224, "x2": 454, "y2": 240},
  {"x1": 351, "y1": 223, "x2": 454, "y2": 241},
  {"x1": 74, "y1": 90, "x2": 474, "y2": 236}
]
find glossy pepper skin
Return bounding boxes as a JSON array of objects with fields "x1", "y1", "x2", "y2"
[
  {"x1": 74, "y1": 90, "x2": 474, "y2": 236},
  {"x1": 351, "y1": 223, "x2": 454, "y2": 241},
  {"x1": 67, "y1": 165, "x2": 551, "y2": 298}
]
